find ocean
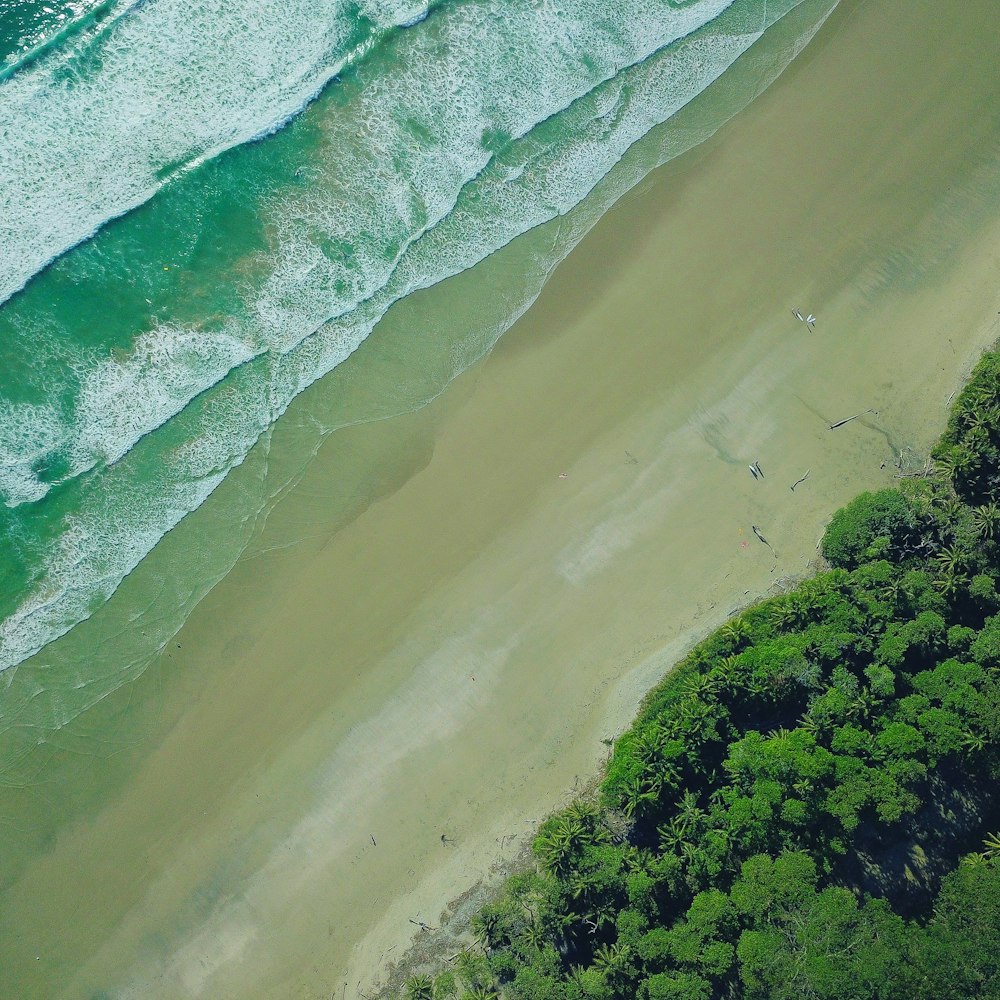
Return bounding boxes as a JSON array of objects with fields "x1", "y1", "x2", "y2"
[{"x1": 0, "y1": 0, "x2": 836, "y2": 759}]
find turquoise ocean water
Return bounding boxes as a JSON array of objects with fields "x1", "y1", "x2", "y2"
[{"x1": 0, "y1": 0, "x2": 836, "y2": 757}]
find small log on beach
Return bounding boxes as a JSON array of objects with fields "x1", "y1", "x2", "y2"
[{"x1": 829, "y1": 408, "x2": 877, "y2": 430}]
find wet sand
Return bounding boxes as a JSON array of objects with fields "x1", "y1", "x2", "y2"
[{"x1": 5, "y1": 0, "x2": 1000, "y2": 997}]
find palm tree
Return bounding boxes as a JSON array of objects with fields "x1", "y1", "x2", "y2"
[
  {"x1": 620, "y1": 776, "x2": 657, "y2": 819},
  {"x1": 657, "y1": 814, "x2": 694, "y2": 853},
  {"x1": 455, "y1": 949, "x2": 489, "y2": 988},
  {"x1": 680, "y1": 695, "x2": 717, "y2": 723},
  {"x1": 564, "y1": 799, "x2": 601, "y2": 827},
  {"x1": 967, "y1": 433, "x2": 992, "y2": 469},
  {"x1": 648, "y1": 759, "x2": 682, "y2": 796},
  {"x1": 676, "y1": 789, "x2": 706, "y2": 828},
  {"x1": 622, "y1": 845, "x2": 654, "y2": 874},
  {"x1": 631, "y1": 727, "x2": 681, "y2": 790},
  {"x1": 713, "y1": 654, "x2": 743, "y2": 686},
  {"x1": 657, "y1": 790, "x2": 708, "y2": 853},
  {"x1": 982, "y1": 831, "x2": 1000, "y2": 858},
  {"x1": 677, "y1": 701, "x2": 718, "y2": 752},
  {"x1": 959, "y1": 395, "x2": 999, "y2": 429},
  {"x1": 792, "y1": 776, "x2": 820, "y2": 802},
  {"x1": 719, "y1": 617, "x2": 751, "y2": 650},
  {"x1": 961, "y1": 851, "x2": 990, "y2": 868},
  {"x1": 535, "y1": 818, "x2": 584, "y2": 876},
  {"x1": 681, "y1": 673, "x2": 722, "y2": 701},
  {"x1": 797, "y1": 712, "x2": 819, "y2": 733},
  {"x1": 537, "y1": 810, "x2": 610, "y2": 876},
  {"x1": 522, "y1": 919, "x2": 547, "y2": 950},
  {"x1": 592, "y1": 942, "x2": 629, "y2": 975},
  {"x1": 567, "y1": 871, "x2": 591, "y2": 901},
  {"x1": 658, "y1": 717, "x2": 683, "y2": 742},
  {"x1": 934, "y1": 450, "x2": 976, "y2": 488},
  {"x1": 769, "y1": 600, "x2": 798, "y2": 633},
  {"x1": 406, "y1": 975, "x2": 434, "y2": 1000},
  {"x1": 472, "y1": 911, "x2": 503, "y2": 951},
  {"x1": 462, "y1": 988, "x2": 499, "y2": 1000},
  {"x1": 969, "y1": 382, "x2": 1000, "y2": 411},
  {"x1": 934, "y1": 570, "x2": 969, "y2": 599},
  {"x1": 878, "y1": 574, "x2": 904, "y2": 607},
  {"x1": 933, "y1": 544, "x2": 966, "y2": 576},
  {"x1": 582, "y1": 896, "x2": 619, "y2": 935},
  {"x1": 455, "y1": 953, "x2": 499, "y2": 1000},
  {"x1": 454, "y1": 950, "x2": 479, "y2": 980},
  {"x1": 541, "y1": 906, "x2": 575, "y2": 947},
  {"x1": 709, "y1": 785, "x2": 730, "y2": 810},
  {"x1": 633, "y1": 727, "x2": 668, "y2": 767},
  {"x1": 848, "y1": 688, "x2": 879, "y2": 722},
  {"x1": 972, "y1": 502, "x2": 1000, "y2": 539}
]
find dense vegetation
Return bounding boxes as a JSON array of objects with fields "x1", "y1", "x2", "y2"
[{"x1": 402, "y1": 351, "x2": 1000, "y2": 1000}]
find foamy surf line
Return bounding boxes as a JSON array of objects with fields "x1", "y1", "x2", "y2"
[
  {"x1": 0, "y1": 0, "x2": 139, "y2": 83},
  {"x1": 0, "y1": 0, "x2": 446, "y2": 307},
  {"x1": 0, "y1": 0, "x2": 836, "y2": 678},
  {"x1": 0, "y1": 0, "x2": 735, "y2": 512}
]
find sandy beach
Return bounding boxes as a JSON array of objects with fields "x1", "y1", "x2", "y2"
[{"x1": 3, "y1": 0, "x2": 1000, "y2": 997}]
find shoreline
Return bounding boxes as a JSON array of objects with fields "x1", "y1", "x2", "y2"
[
  {"x1": 365, "y1": 559, "x2": 824, "y2": 998},
  {"x1": 4, "y1": 1, "x2": 1000, "y2": 997},
  {"x1": 370, "y1": 316, "x2": 1000, "y2": 993},
  {"x1": 367, "y1": 313, "x2": 1000, "y2": 998},
  {"x1": 386, "y1": 343, "x2": 1000, "y2": 1000}
]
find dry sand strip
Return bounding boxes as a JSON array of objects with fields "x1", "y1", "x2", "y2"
[{"x1": 4, "y1": 0, "x2": 1000, "y2": 998}]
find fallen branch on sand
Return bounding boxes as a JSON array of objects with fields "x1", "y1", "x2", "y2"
[
  {"x1": 790, "y1": 470, "x2": 810, "y2": 491},
  {"x1": 894, "y1": 455, "x2": 935, "y2": 480},
  {"x1": 751, "y1": 525, "x2": 776, "y2": 559},
  {"x1": 829, "y1": 408, "x2": 878, "y2": 430}
]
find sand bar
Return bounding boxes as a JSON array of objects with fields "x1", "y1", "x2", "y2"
[{"x1": 3, "y1": 0, "x2": 1000, "y2": 997}]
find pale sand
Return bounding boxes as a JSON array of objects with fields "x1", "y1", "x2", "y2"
[{"x1": 5, "y1": 0, "x2": 1000, "y2": 997}]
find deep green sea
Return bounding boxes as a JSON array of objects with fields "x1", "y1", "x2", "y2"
[{"x1": 0, "y1": 0, "x2": 837, "y2": 756}]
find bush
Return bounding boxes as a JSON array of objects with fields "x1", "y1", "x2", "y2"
[
  {"x1": 643, "y1": 972, "x2": 712, "y2": 1000},
  {"x1": 934, "y1": 351, "x2": 1000, "y2": 504},
  {"x1": 970, "y1": 573, "x2": 1000, "y2": 610},
  {"x1": 971, "y1": 613, "x2": 1000, "y2": 667},
  {"x1": 821, "y1": 490, "x2": 921, "y2": 569}
]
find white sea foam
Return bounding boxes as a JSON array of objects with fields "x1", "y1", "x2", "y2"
[
  {"x1": 359, "y1": 0, "x2": 430, "y2": 27},
  {"x1": 0, "y1": 0, "x2": 838, "y2": 672},
  {"x1": 0, "y1": 0, "x2": 734, "y2": 508},
  {"x1": 0, "y1": 0, "x2": 426, "y2": 306},
  {"x1": 70, "y1": 325, "x2": 257, "y2": 472},
  {"x1": 0, "y1": 0, "x2": 132, "y2": 79},
  {"x1": 0, "y1": 398, "x2": 64, "y2": 504}
]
